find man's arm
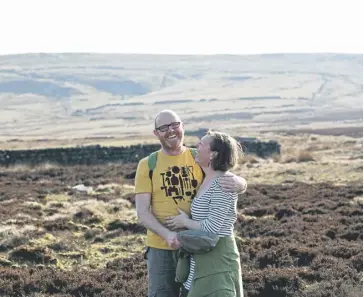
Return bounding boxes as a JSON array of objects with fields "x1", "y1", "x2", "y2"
[
  {"x1": 135, "y1": 193, "x2": 176, "y2": 243},
  {"x1": 235, "y1": 175, "x2": 248, "y2": 193},
  {"x1": 218, "y1": 173, "x2": 247, "y2": 193}
]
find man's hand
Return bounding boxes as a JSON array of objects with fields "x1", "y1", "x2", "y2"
[
  {"x1": 218, "y1": 175, "x2": 247, "y2": 193},
  {"x1": 165, "y1": 209, "x2": 189, "y2": 230}
]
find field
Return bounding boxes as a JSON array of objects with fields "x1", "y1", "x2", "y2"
[
  {"x1": 0, "y1": 53, "x2": 362, "y2": 140},
  {"x1": 0, "y1": 131, "x2": 362, "y2": 297},
  {"x1": 0, "y1": 52, "x2": 362, "y2": 296}
]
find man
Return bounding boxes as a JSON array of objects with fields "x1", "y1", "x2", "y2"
[{"x1": 134, "y1": 109, "x2": 247, "y2": 297}]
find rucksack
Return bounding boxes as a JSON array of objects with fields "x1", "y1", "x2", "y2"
[{"x1": 147, "y1": 147, "x2": 201, "y2": 180}]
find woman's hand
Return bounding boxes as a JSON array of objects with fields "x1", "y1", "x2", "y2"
[
  {"x1": 165, "y1": 208, "x2": 189, "y2": 230},
  {"x1": 164, "y1": 231, "x2": 181, "y2": 249},
  {"x1": 164, "y1": 230, "x2": 178, "y2": 246},
  {"x1": 168, "y1": 234, "x2": 181, "y2": 249}
]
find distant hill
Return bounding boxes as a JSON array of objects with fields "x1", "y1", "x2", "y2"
[{"x1": 0, "y1": 53, "x2": 362, "y2": 140}]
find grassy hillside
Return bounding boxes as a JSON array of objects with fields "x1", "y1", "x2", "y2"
[{"x1": 0, "y1": 53, "x2": 362, "y2": 141}]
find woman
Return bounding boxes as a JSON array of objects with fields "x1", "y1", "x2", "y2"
[{"x1": 165, "y1": 130, "x2": 244, "y2": 297}]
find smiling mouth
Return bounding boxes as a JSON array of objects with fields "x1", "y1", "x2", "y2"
[{"x1": 167, "y1": 135, "x2": 177, "y2": 139}]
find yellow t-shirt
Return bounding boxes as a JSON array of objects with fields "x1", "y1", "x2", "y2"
[{"x1": 134, "y1": 147, "x2": 204, "y2": 250}]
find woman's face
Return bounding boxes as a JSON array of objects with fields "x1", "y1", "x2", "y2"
[{"x1": 196, "y1": 135, "x2": 213, "y2": 167}]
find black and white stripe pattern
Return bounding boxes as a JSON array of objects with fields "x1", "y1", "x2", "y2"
[{"x1": 184, "y1": 177, "x2": 238, "y2": 290}]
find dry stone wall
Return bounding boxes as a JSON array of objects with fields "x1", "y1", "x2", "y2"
[{"x1": 0, "y1": 140, "x2": 280, "y2": 166}]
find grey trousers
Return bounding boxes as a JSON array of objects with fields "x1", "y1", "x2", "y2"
[{"x1": 145, "y1": 247, "x2": 181, "y2": 297}]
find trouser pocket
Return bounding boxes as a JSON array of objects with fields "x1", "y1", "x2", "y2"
[{"x1": 147, "y1": 248, "x2": 181, "y2": 297}]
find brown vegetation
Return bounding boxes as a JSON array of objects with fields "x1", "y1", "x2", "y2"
[{"x1": 0, "y1": 160, "x2": 362, "y2": 297}]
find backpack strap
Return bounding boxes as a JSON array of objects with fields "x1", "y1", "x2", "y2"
[
  {"x1": 189, "y1": 147, "x2": 198, "y2": 159},
  {"x1": 148, "y1": 151, "x2": 159, "y2": 180}
]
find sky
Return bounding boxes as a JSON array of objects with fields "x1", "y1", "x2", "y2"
[{"x1": 0, "y1": 0, "x2": 362, "y2": 55}]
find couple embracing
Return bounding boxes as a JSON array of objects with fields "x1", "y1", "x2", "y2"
[{"x1": 135, "y1": 109, "x2": 246, "y2": 297}]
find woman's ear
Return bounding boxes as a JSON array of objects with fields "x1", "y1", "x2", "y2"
[{"x1": 210, "y1": 151, "x2": 218, "y2": 159}]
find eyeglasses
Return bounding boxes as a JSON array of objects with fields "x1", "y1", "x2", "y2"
[{"x1": 156, "y1": 122, "x2": 181, "y2": 132}]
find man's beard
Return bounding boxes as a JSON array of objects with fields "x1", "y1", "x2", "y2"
[{"x1": 160, "y1": 133, "x2": 184, "y2": 151}]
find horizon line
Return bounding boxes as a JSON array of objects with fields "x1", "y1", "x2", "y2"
[{"x1": 0, "y1": 51, "x2": 363, "y2": 57}]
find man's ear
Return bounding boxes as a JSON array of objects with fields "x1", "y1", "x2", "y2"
[{"x1": 153, "y1": 130, "x2": 158, "y2": 137}]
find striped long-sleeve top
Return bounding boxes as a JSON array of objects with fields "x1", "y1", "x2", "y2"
[{"x1": 183, "y1": 177, "x2": 238, "y2": 291}]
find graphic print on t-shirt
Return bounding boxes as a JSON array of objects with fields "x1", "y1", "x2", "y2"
[{"x1": 160, "y1": 165, "x2": 198, "y2": 204}]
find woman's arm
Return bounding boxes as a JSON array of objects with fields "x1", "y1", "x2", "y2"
[
  {"x1": 165, "y1": 184, "x2": 235, "y2": 233},
  {"x1": 181, "y1": 216, "x2": 202, "y2": 231},
  {"x1": 199, "y1": 190, "x2": 235, "y2": 234}
]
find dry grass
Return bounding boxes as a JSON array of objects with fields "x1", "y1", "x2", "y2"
[
  {"x1": 239, "y1": 154, "x2": 260, "y2": 165},
  {"x1": 350, "y1": 196, "x2": 363, "y2": 206},
  {"x1": 23, "y1": 201, "x2": 44, "y2": 210},
  {"x1": 282, "y1": 149, "x2": 316, "y2": 163},
  {"x1": 0, "y1": 162, "x2": 58, "y2": 172},
  {"x1": 235, "y1": 133, "x2": 362, "y2": 185},
  {"x1": 296, "y1": 150, "x2": 316, "y2": 162},
  {"x1": 0, "y1": 172, "x2": 142, "y2": 271}
]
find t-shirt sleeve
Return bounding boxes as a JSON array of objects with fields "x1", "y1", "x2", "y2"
[
  {"x1": 134, "y1": 157, "x2": 152, "y2": 194},
  {"x1": 200, "y1": 183, "x2": 235, "y2": 234}
]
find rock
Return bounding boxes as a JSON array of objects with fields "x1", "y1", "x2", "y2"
[
  {"x1": 72, "y1": 184, "x2": 93, "y2": 193},
  {"x1": 0, "y1": 257, "x2": 12, "y2": 267}
]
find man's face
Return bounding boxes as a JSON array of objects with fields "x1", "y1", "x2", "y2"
[{"x1": 154, "y1": 113, "x2": 184, "y2": 151}]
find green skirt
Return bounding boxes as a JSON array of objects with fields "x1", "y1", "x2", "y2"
[
  {"x1": 188, "y1": 235, "x2": 244, "y2": 297},
  {"x1": 188, "y1": 269, "x2": 243, "y2": 297}
]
